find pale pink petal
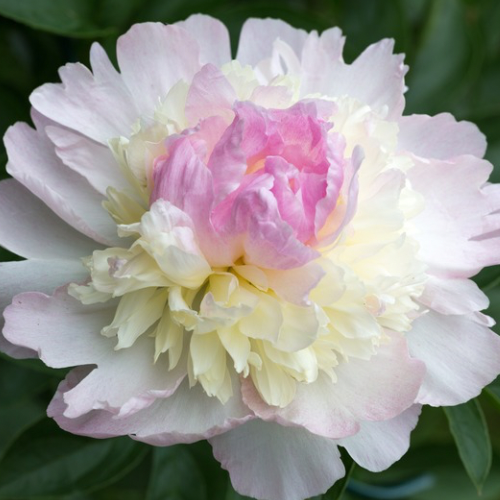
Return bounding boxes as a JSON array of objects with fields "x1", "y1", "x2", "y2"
[
  {"x1": 30, "y1": 43, "x2": 138, "y2": 144},
  {"x1": 243, "y1": 333, "x2": 425, "y2": 439},
  {"x1": 236, "y1": 19, "x2": 308, "y2": 67},
  {"x1": 338, "y1": 405, "x2": 422, "y2": 472},
  {"x1": 419, "y1": 276, "x2": 489, "y2": 315},
  {"x1": 409, "y1": 155, "x2": 500, "y2": 278},
  {"x1": 207, "y1": 101, "x2": 270, "y2": 201},
  {"x1": 185, "y1": 64, "x2": 236, "y2": 127},
  {"x1": 176, "y1": 15, "x2": 231, "y2": 67},
  {"x1": 398, "y1": 113, "x2": 487, "y2": 159},
  {"x1": 5, "y1": 123, "x2": 122, "y2": 247},
  {"x1": 62, "y1": 335, "x2": 187, "y2": 419},
  {"x1": 210, "y1": 420, "x2": 345, "y2": 500},
  {"x1": 0, "y1": 334, "x2": 34, "y2": 360},
  {"x1": 214, "y1": 177, "x2": 319, "y2": 269},
  {"x1": 316, "y1": 146, "x2": 362, "y2": 245},
  {"x1": 45, "y1": 126, "x2": 130, "y2": 195},
  {"x1": 408, "y1": 310, "x2": 500, "y2": 406},
  {"x1": 0, "y1": 260, "x2": 88, "y2": 358},
  {"x1": 117, "y1": 23, "x2": 200, "y2": 118},
  {"x1": 3, "y1": 288, "x2": 116, "y2": 367},
  {"x1": 151, "y1": 136, "x2": 214, "y2": 229},
  {"x1": 300, "y1": 28, "x2": 346, "y2": 94},
  {"x1": 49, "y1": 370, "x2": 253, "y2": 445},
  {"x1": 0, "y1": 179, "x2": 99, "y2": 259},
  {"x1": 302, "y1": 39, "x2": 407, "y2": 119}
]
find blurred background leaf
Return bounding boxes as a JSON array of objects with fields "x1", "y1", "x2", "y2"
[{"x1": 0, "y1": 419, "x2": 149, "y2": 499}]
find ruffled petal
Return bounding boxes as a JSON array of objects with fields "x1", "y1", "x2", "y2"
[
  {"x1": 62, "y1": 335, "x2": 187, "y2": 419},
  {"x1": 408, "y1": 310, "x2": 500, "y2": 406},
  {"x1": 5, "y1": 123, "x2": 122, "y2": 246},
  {"x1": 301, "y1": 39, "x2": 407, "y2": 119},
  {"x1": 338, "y1": 405, "x2": 422, "y2": 472},
  {"x1": 30, "y1": 43, "x2": 138, "y2": 144},
  {"x1": 398, "y1": 113, "x2": 487, "y2": 160},
  {"x1": 210, "y1": 420, "x2": 345, "y2": 500},
  {"x1": 215, "y1": 178, "x2": 319, "y2": 269}
]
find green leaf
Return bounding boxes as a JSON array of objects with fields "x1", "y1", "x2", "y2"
[
  {"x1": 485, "y1": 375, "x2": 500, "y2": 409},
  {"x1": 146, "y1": 445, "x2": 208, "y2": 500},
  {"x1": 0, "y1": 419, "x2": 148, "y2": 498},
  {"x1": 444, "y1": 400, "x2": 492, "y2": 493},
  {"x1": 322, "y1": 453, "x2": 355, "y2": 500}
]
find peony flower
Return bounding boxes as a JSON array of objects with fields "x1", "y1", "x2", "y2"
[{"x1": 1, "y1": 14, "x2": 500, "y2": 500}]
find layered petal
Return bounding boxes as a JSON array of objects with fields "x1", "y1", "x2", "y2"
[
  {"x1": 45, "y1": 126, "x2": 130, "y2": 195},
  {"x1": 243, "y1": 333, "x2": 425, "y2": 439},
  {"x1": 30, "y1": 43, "x2": 138, "y2": 144},
  {"x1": 49, "y1": 369, "x2": 253, "y2": 445},
  {"x1": 5, "y1": 123, "x2": 121, "y2": 246}
]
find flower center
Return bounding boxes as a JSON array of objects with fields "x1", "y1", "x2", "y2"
[{"x1": 70, "y1": 84, "x2": 427, "y2": 408}]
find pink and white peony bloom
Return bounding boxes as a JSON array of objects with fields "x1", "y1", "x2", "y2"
[{"x1": 2, "y1": 14, "x2": 500, "y2": 500}]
